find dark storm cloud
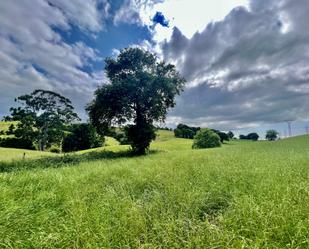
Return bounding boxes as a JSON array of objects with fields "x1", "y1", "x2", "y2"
[{"x1": 162, "y1": 0, "x2": 309, "y2": 129}]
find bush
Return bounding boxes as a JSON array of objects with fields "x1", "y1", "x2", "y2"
[
  {"x1": 50, "y1": 147, "x2": 61, "y2": 153},
  {"x1": 62, "y1": 123, "x2": 104, "y2": 152},
  {"x1": 0, "y1": 137, "x2": 35, "y2": 150},
  {"x1": 192, "y1": 128, "x2": 221, "y2": 149}
]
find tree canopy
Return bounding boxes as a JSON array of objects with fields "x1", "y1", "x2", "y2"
[
  {"x1": 7, "y1": 89, "x2": 79, "y2": 150},
  {"x1": 87, "y1": 47, "x2": 185, "y2": 154},
  {"x1": 266, "y1": 130, "x2": 279, "y2": 141}
]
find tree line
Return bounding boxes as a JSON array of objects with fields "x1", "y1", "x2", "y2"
[{"x1": 1, "y1": 47, "x2": 281, "y2": 154}]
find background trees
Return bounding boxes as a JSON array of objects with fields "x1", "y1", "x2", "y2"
[
  {"x1": 228, "y1": 131, "x2": 234, "y2": 139},
  {"x1": 62, "y1": 123, "x2": 103, "y2": 152},
  {"x1": 266, "y1": 130, "x2": 279, "y2": 141},
  {"x1": 7, "y1": 89, "x2": 79, "y2": 150},
  {"x1": 174, "y1": 124, "x2": 200, "y2": 139},
  {"x1": 239, "y1": 133, "x2": 259, "y2": 141},
  {"x1": 87, "y1": 48, "x2": 185, "y2": 155}
]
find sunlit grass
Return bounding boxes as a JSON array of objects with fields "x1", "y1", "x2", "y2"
[{"x1": 1, "y1": 131, "x2": 309, "y2": 248}]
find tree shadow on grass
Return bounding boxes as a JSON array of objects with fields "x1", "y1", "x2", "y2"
[{"x1": 0, "y1": 149, "x2": 160, "y2": 173}]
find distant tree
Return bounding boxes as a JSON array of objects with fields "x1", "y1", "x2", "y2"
[
  {"x1": 239, "y1": 133, "x2": 259, "y2": 141},
  {"x1": 192, "y1": 128, "x2": 221, "y2": 149},
  {"x1": 247, "y1": 132, "x2": 259, "y2": 141},
  {"x1": 174, "y1": 123, "x2": 200, "y2": 139},
  {"x1": 228, "y1": 131, "x2": 234, "y2": 139},
  {"x1": 239, "y1": 134, "x2": 246, "y2": 140},
  {"x1": 8, "y1": 89, "x2": 80, "y2": 150},
  {"x1": 87, "y1": 48, "x2": 185, "y2": 155},
  {"x1": 266, "y1": 130, "x2": 279, "y2": 141},
  {"x1": 211, "y1": 129, "x2": 229, "y2": 143},
  {"x1": 62, "y1": 123, "x2": 103, "y2": 152}
]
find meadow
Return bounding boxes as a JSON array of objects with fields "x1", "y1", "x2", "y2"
[{"x1": 1, "y1": 131, "x2": 309, "y2": 248}]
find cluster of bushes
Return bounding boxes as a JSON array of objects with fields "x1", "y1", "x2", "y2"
[
  {"x1": 155, "y1": 126, "x2": 173, "y2": 131},
  {"x1": 0, "y1": 137, "x2": 35, "y2": 150},
  {"x1": 174, "y1": 123, "x2": 232, "y2": 143},
  {"x1": 239, "y1": 133, "x2": 259, "y2": 141},
  {"x1": 174, "y1": 124, "x2": 200, "y2": 139}
]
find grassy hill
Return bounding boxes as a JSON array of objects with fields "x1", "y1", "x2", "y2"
[
  {"x1": 0, "y1": 121, "x2": 18, "y2": 139},
  {"x1": 1, "y1": 131, "x2": 309, "y2": 248}
]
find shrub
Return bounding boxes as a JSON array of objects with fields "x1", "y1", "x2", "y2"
[
  {"x1": 0, "y1": 137, "x2": 35, "y2": 150},
  {"x1": 50, "y1": 147, "x2": 61, "y2": 153},
  {"x1": 62, "y1": 123, "x2": 104, "y2": 152},
  {"x1": 192, "y1": 128, "x2": 221, "y2": 149}
]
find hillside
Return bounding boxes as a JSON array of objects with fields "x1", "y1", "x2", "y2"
[{"x1": 1, "y1": 132, "x2": 309, "y2": 248}]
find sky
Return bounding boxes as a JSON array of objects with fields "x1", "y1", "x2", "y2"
[{"x1": 1, "y1": 0, "x2": 309, "y2": 138}]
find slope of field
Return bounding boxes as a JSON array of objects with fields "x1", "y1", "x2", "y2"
[
  {"x1": 0, "y1": 121, "x2": 18, "y2": 131},
  {"x1": 1, "y1": 132, "x2": 309, "y2": 248},
  {"x1": 0, "y1": 121, "x2": 18, "y2": 139},
  {"x1": 0, "y1": 147, "x2": 54, "y2": 161}
]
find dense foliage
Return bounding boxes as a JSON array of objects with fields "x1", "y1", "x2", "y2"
[
  {"x1": 0, "y1": 137, "x2": 35, "y2": 150},
  {"x1": 192, "y1": 128, "x2": 221, "y2": 149},
  {"x1": 87, "y1": 48, "x2": 185, "y2": 155},
  {"x1": 211, "y1": 129, "x2": 230, "y2": 143},
  {"x1": 6, "y1": 90, "x2": 80, "y2": 151},
  {"x1": 228, "y1": 131, "x2": 234, "y2": 139},
  {"x1": 174, "y1": 123, "x2": 200, "y2": 139},
  {"x1": 62, "y1": 123, "x2": 103, "y2": 152},
  {"x1": 239, "y1": 132, "x2": 259, "y2": 141}
]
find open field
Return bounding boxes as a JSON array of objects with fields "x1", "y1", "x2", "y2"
[{"x1": 1, "y1": 131, "x2": 309, "y2": 248}]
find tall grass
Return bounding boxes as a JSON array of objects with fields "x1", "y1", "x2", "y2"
[{"x1": 1, "y1": 133, "x2": 309, "y2": 248}]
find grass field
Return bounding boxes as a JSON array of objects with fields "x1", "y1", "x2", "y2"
[
  {"x1": 0, "y1": 121, "x2": 18, "y2": 139},
  {"x1": 1, "y1": 131, "x2": 309, "y2": 248}
]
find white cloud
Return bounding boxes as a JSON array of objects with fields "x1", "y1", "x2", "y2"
[
  {"x1": 0, "y1": 0, "x2": 108, "y2": 119},
  {"x1": 162, "y1": 0, "x2": 309, "y2": 129},
  {"x1": 114, "y1": 0, "x2": 248, "y2": 42},
  {"x1": 47, "y1": 0, "x2": 106, "y2": 32}
]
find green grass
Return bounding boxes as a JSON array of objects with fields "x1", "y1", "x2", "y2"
[
  {"x1": 0, "y1": 121, "x2": 18, "y2": 139},
  {"x1": 0, "y1": 147, "x2": 54, "y2": 161},
  {"x1": 0, "y1": 121, "x2": 18, "y2": 131},
  {"x1": 1, "y1": 131, "x2": 309, "y2": 248}
]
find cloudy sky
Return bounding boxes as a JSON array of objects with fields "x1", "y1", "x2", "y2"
[{"x1": 1, "y1": 0, "x2": 309, "y2": 137}]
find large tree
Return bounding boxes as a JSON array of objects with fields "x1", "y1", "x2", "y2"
[
  {"x1": 8, "y1": 89, "x2": 79, "y2": 150},
  {"x1": 87, "y1": 48, "x2": 185, "y2": 155}
]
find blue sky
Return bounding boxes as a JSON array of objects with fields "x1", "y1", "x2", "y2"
[{"x1": 0, "y1": 0, "x2": 309, "y2": 138}]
